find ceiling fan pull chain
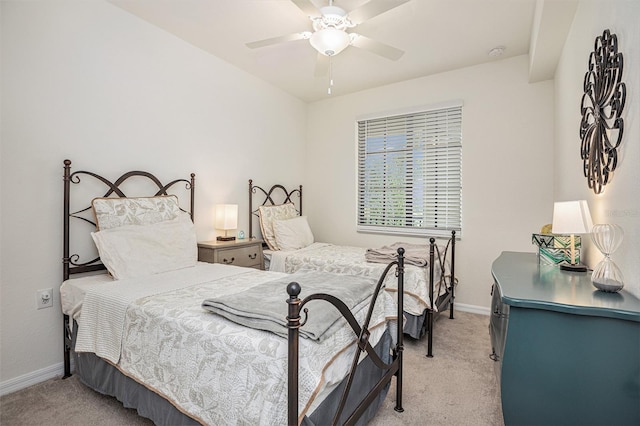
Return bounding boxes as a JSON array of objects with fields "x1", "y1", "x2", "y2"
[{"x1": 328, "y1": 56, "x2": 334, "y2": 95}]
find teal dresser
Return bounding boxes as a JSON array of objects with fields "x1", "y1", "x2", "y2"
[{"x1": 490, "y1": 251, "x2": 640, "y2": 425}]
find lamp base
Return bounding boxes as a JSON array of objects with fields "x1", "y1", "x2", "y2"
[
  {"x1": 216, "y1": 236, "x2": 236, "y2": 242},
  {"x1": 560, "y1": 263, "x2": 588, "y2": 272}
]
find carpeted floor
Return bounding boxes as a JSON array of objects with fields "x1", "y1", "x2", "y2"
[
  {"x1": 369, "y1": 311, "x2": 504, "y2": 426},
  {"x1": 0, "y1": 311, "x2": 503, "y2": 425}
]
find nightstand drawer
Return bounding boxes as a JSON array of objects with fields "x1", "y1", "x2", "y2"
[
  {"x1": 214, "y1": 246, "x2": 262, "y2": 268},
  {"x1": 197, "y1": 239, "x2": 264, "y2": 270}
]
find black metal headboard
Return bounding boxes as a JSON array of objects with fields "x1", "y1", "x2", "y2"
[
  {"x1": 248, "y1": 179, "x2": 302, "y2": 239},
  {"x1": 62, "y1": 159, "x2": 195, "y2": 378},
  {"x1": 62, "y1": 159, "x2": 196, "y2": 281}
]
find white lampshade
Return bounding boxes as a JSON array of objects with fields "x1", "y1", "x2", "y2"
[
  {"x1": 310, "y1": 28, "x2": 351, "y2": 56},
  {"x1": 551, "y1": 200, "x2": 593, "y2": 271},
  {"x1": 552, "y1": 200, "x2": 594, "y2": 234},
  {"x1": 215, "y1": 204, "x2": 238, "y2": 231}
]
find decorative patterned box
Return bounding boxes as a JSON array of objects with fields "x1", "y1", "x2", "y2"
[{"x1": 531, "y1": 234, "x2": 581, "y2": 266}]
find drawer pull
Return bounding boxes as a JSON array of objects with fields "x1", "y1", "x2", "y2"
[
  {"x1": 489, "y1": 351, "x2": 500, "y2": 362},
  {"x1": 223, "y1": 257, "x2": 235, "y2": 264},
  {"x1": 493, "y1": 309, "x2": 507, "y2": 319},
  {"x1": 248, "y1": 253, "x2": 257, "y2": 260}
]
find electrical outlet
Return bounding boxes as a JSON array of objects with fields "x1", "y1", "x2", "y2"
[{"x1": 36, "y1": 288, "x2": 53, "y2": 309}]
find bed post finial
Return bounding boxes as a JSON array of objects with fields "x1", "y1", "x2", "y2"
[{"x1": 287, "y1": 282, "x2": 301, "y2": 297}]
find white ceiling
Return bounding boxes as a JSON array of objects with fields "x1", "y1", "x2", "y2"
[{"x1": 109, "y1": 0, "x2": 577, "y2": 103}]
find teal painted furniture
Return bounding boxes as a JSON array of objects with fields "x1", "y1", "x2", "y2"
[{"x1": 490, "y1": 252, "x2": 640, "y2": 426}]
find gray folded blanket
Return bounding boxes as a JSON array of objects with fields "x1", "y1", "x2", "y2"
[
  {"x1": 366, "y1": 242, "x2": 429, "y2": 267},
  {"x1": 202, "y1": 271, "x2": 376, "y2": 341}
]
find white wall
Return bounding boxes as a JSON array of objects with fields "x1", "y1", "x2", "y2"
[
  {"x1": 0, "y1": 0, "x2": 306, "y2": 386},
  {"x1": 554, "y1": 0, "x2": 639, "y2": 297},
  {"x1": 305, "y1": 55, "x2": 555, "y2": 311}
]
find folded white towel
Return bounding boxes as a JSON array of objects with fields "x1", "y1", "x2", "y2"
[{"x1": 365, "y1": 242, "x2": 430, "y2": 267}]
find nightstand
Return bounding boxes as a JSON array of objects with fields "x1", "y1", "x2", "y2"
[{"x1": 197, "y1": 238, "x2": 264, "y2": 270}]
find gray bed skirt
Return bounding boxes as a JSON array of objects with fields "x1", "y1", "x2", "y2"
[
  {"x1": 405, "y1": 294, "x2": 453, "y2": 340},
  {"x1": 72, "y1": 323, "x2": 393, "y2": 425},
  {"x1": 404, "y1": 310, "x2": 427, "y2": 339}
]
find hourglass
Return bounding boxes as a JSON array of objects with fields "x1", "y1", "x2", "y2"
[{"x1": 590, "y1": 224, "x2": 624, "y2": 292}]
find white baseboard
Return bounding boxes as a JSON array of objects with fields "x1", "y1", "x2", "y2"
[
  {"x1": 0, "y1": 362, "x2": 67, "y2": 397},
  {"x1": 455, "y1": 302, "x2": 490, "y2": 316}
]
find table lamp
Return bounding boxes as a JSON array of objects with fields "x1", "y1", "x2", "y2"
[
  {"x1": 551, "y1": 200, "x2": 593, "y2": 272},
  {"x1": 215, "y1": 204, "x2": 238, "y2": 241}
]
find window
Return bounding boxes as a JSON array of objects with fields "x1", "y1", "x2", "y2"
[{"x1": 357, "y1": 102, "x2": 462, "y2": 237}]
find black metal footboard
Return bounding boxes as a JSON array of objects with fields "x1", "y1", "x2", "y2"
[
  {"x1": 286, "y1": 248, "x2": 406, "y2": 426},
  {"x1": 425, "y1": 230, "x2": 456, "y2": 358}
]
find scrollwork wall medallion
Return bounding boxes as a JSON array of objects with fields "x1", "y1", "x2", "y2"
[{"x1": 580, "y1": 29, "x2": 626, "y2": 195}]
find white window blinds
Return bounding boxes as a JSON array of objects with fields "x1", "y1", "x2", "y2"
[{"x1": 357, "y1": 103, "x2": 462, "y2": 236}]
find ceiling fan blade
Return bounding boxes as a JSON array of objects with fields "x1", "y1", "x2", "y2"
[
  {"x1": 348, "y1": 0, "x2": 411, "y2": 24},
  {"x1": 314, "y1": 53, "x2": 329, "y2": 77},
  {"x1": 246, "y1": 32, "x2": 310, "y2": 49},
  {"x1": 291, "y1": 0, "x2": 321, "y2": 18},
  {"x1": 350, "y1": 34, "x2": 404, "y2": 60}
]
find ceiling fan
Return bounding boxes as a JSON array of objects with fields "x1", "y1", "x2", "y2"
[{"x1": 246, "y1": 0, "x2": 410, "y2": 76}]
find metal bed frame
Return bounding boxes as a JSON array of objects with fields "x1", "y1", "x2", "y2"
[
  {"x1": 248, "y1": 178, "x2": 303, "y2": 239},
  {"x1": 61, "y1": 161, "x2": 403, "y2": 425},
  {"x1": 249, "y1": 179, "x2": 456, "y2": 358}
]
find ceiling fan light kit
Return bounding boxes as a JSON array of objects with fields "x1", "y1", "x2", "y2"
[{"x1": 310, "y1": 28, "x2": 351, "y2": 56}]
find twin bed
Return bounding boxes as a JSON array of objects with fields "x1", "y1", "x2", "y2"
[
  {"x1": 60, "y1": 160, "x2": 405, "y2": 425},
  {"x1": 248, "y1": 180, "x2": 457, "y2": 357}
]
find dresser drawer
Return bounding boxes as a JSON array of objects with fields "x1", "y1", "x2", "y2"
[{"x1": 214, "y1": 246, "x2": 262, "y2": 268}]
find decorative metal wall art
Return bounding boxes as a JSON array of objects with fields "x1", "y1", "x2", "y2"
[{"x1": 580, "y1": 29, "x2": 626, "y2": 195}]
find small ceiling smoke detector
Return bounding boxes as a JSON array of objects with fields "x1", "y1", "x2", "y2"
[{"x1": 488, "y1": 46, "x2": 506, "y2": 57}]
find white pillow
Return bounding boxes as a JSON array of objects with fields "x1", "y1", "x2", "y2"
[
  {"x1": 258, "y1": 203, "x2": 299, "y2": 250},
  {"x1": 92, "y1": 195, "x2": 182, "y2": 230},
  {"x1": 91, "y1": 212, "x2": 197, "y2": 280},
  {"x1": 273, "y1": 216, "x2": 314, "y2": 251}
]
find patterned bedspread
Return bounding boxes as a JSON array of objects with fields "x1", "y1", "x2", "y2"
[
  {"x1": 269, "y1": 243, "x2": 448, "y2": 316},
  {"x1": 71, "y1": 265, "x2": 396, "y2": 425}
]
